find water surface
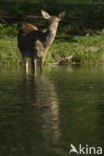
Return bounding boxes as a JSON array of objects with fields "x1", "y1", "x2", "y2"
[{"x1": 0, "y1": 65, "x2": 104, "y2": 156}]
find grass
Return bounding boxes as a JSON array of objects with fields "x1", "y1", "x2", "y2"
[
  {"x1": 47, "y1": 33, "x2": 104, "y2": 64},
  {"x1": 0, "y1": 36, "x2": 22, "y2": 65},
  {"x1": 0, "y1": 24, "x2": 22, "y2": 65},
  {"x1": 0, "y1": 24, "x2": 104, "y2": 65}
]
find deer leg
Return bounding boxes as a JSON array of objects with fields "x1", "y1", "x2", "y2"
[{"x1": 40, "y1": 58, "x2": 44, "y2": 73}]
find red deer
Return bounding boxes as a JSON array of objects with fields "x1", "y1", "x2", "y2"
[{"x1": 17, "y1": 10, "x2": 65, "y2": 73}]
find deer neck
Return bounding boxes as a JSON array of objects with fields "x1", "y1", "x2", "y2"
[{"x1": 45, "y1": 28, "x2": 57, "y2": 47}]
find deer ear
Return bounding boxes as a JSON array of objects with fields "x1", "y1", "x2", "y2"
[
  {"x1": 58, "y1": 11, "x2": 65, "y2": 20},
  {"x1": 41, "y1": 10, "x2": 50, "y2": 20}
]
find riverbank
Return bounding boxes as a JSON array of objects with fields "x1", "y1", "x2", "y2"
[{"x1": 0, "y1": 24, "x2": 104, "y2": 65}]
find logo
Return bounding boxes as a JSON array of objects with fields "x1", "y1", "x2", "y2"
[{"x1": 69, "y1": 144, "x2": 102, "y2": 155}]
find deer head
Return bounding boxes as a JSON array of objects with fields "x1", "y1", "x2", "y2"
[{"x1": 41, "y1": 10, "x2": 65, "y2": 33}]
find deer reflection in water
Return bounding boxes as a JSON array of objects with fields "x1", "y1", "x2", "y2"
[{"x1": 23, "y1": 74, "x2": 65, "y2": 155}]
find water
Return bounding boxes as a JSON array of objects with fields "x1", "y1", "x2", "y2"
[{"x1": 0, "y1": 65, "x2": 104, "y2": 156}]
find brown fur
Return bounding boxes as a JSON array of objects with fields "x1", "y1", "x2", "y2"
[{"x1": 20, "y1": 24, "x2": 38, "y2": 34}]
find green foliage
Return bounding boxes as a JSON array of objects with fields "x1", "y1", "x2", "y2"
[
  {"x1": 0, "y1": 24, "x2": 104, "y2": 65},
  {"x1": 0, "y1": 0, "x2": 104, "y2": 18},
  {"x1": 46, "y1": 32, "x2": 104, "y2": 64},
  {"x1": 0, "y1": 36, "x2": 22, "y2": 64},
  {"x1": 0, "y1": 24, "x2": 18, "y2": 38}
]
